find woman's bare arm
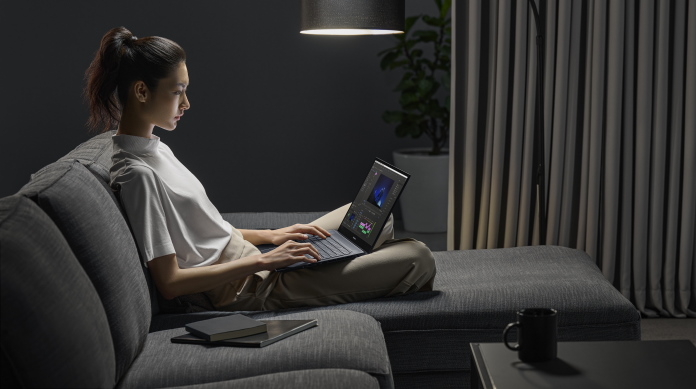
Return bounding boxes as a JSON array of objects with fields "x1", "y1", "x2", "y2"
[{"x1": 148, "y1": 240, "x2": 321, "y2": 300}]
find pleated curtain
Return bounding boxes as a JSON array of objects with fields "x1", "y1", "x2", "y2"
[{"x1": 448, "y1": 0, "x2": 696, "y2": 317}]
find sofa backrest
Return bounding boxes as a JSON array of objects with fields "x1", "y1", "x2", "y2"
[
  {"x1": 19, "y1": 160, "x2": 151, "y2": 381},
  {"x1": 0, "y1": 195, "x2": 116, "y2": 388},
  {"x1": 52, "y1": 130, "x2": 162, "y2": 314},
  {"x1": 52, "y1": 131, "x2": 215, "y2": 314}
]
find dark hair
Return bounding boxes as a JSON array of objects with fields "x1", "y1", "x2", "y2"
[{"x1": 84, "y1": 27, "x2": 186, "y2": 132}]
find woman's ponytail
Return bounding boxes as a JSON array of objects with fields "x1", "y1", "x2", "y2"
[{"x1": 84, "y1": 27, "x2": 186, "y2": 132}]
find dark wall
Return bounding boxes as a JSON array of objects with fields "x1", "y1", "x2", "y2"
[{"x1": 0, "y1": 0, "x2": 436, "y2": 212}]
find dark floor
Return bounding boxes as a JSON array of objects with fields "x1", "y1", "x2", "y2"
[
  {"x1": 641, "y1": 317, "x2": 696, "y2": 346},
  {"x1": 395, "y1": 223, "x2": 696, "y2": 346}
]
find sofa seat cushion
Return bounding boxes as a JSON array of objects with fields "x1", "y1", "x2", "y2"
[
  {"x1": 170, "y1": 369, "x2": 379, "y2": 389},
  {"x1": 0, "y1": 195, "x2": 116, "y2": 388},
  {"x1": 223, "y1": 212, "x2": 642, "y2": 383},
  {"x1": 280, "y1": 246, "x2": 641, "y2": 388},
  {"x1": 119, "y1": 310, "x2": 393, "y2": 389}
]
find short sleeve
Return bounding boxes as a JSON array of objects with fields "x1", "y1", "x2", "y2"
[{"x1": 112, "y1": 164, "x2": 175, "y2": 265}]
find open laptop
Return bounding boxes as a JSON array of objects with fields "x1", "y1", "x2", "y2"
[{"x1": 256, "y1": 158, "x2": 410, "y2": 272}]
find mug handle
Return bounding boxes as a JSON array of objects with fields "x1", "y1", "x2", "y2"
[{"x1": 503, "y1": 322, "x2": 520, "y2": 351}]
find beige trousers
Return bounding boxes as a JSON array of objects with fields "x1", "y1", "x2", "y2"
[{"x1": 205, "y1": 204, "x2": 436, "y2": 311}]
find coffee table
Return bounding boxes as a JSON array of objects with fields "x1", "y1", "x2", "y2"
[{"x1": 470, "y1": 340, "x2": 696, "y2": 388}]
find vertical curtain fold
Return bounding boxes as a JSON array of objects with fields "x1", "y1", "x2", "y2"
[{"x1": 449, "y1": 0, "x2": 696, "y2": 317}]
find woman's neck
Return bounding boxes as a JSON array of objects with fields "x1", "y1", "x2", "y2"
[{"x1": 117, "y1": 107, "x2": 155, "y2": 139}]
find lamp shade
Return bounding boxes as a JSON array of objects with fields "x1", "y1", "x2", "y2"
[{"x1": 301, "y1": 0, "x2": 405, "y2": 35}]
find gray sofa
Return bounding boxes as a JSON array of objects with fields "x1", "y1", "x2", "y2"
[{"x1": 1, "y1": 131, "x2": 641, "y2": 389}]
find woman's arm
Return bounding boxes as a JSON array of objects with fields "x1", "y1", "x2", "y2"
[
  {"x1": 148, "y1": 240, "x2": 321, "y2": 300},
  {"x1": 239, "y1": 224, "x2": 331, "y2": 246}
]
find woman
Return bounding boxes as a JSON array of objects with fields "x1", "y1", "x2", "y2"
[{"x1": 85, "y1": 26, "x2": 435, "y2": 311}]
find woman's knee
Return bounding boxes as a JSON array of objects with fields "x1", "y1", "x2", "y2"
[{"x1": 392, "y1": 239, "x2": 436, "y2": 274}]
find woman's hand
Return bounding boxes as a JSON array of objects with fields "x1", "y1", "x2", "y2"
[
  {"x1": 258, "y1": 240, "x2": 321, "y2": 271},
  {"x1": 269, "y1": 224, "x2": 331, "y2": 246}
]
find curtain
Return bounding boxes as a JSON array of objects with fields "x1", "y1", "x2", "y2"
[{"x1": 448, "y1": 0, "x2": 696, "y2": 317}]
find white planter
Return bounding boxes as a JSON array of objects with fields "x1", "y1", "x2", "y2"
[{"x1": 393, "y1": 149, "x2": 449, "y2": 233}]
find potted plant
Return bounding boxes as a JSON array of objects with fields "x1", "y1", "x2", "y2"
[{"x1": 379, "y1": 0, "x2": 451, "y2": 233}]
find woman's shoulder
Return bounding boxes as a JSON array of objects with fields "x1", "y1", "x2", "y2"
[{"x1": 110, "y1": 157, "x2": 159, "y2": 185}]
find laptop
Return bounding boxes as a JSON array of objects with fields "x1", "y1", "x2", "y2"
[{"x1": 256, "y1": 158, "x2": 410, "y2": 272}]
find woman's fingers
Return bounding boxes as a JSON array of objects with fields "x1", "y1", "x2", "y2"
[
  {"x1": 290, "y1": 224, "x2": 331, "y2": 239},
  {"x1": 293, "y1": 242, "x2": 320, "y2": 260}
]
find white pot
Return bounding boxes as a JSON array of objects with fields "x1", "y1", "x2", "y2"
[{"x1": 393, "y1": 149, "x2": 449, "y2": 233}]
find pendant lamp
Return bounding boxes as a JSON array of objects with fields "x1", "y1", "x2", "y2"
[{"x1": 300, "y1": 0, "x2": 405, "y2": 35}]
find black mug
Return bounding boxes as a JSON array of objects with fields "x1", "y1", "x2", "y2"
[{"x1": 503, "y1": 308, "x2": 558, "y2": 362}]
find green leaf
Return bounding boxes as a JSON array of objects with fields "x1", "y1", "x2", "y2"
[
  {"x1": 404, "y1": 15, "x2": 420, "y2": 33},
  {"x1": 394, "y1": 79, "x2": 417, "y2": 92},
  {"x1": 382, "y1": 111, "x2": 404, "y2": 124},
  {"x1": 377, "y1": 46, "x2": 397, "y2": 56},
  {"x1": 413, "y1": 30, "x2": 438, "y2": 42},
  {"x1": 399, "y1": 92, "x2": 419, "y2": 107},
  {"x1": 441, "y1": 0, "x2": 452, "y2": 19},
  {"x1": 411, "y1": 49, "x2": 423, "y2": 58},
  {"x1": 423, "y1": 15, "x2": 445, "y2": 27},
  {"x1": 418, "y1": 79, "x2": 434, "y2": 95},
  {"x1": 405, "y1": 39, "x2": 419, "y2": 50},
  {"x1": 388, "y1": 60, "x2": 409, "y2": 70},
  {"x1": 380, "y1": 51, "x2": 400, "y2": 71},
  {"x1": 396, "y1": 123, "x2": 419, "y2": 138}
]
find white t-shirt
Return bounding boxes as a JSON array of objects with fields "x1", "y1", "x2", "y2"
[{"x1": 110, "y1": 134, "x2": 234, "y2": 268}]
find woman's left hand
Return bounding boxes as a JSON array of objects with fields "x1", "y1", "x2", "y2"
[{"x1": 269, "y1": 224, "x2": 331, "y2": 245}]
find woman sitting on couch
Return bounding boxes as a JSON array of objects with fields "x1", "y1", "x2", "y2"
[{"x1": 84, "y1": 27, "x2": 436, "y2": 311}]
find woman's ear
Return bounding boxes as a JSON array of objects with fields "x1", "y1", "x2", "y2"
[{"x1": 133, "y1": 81, "x2": 149, "y2": 103}]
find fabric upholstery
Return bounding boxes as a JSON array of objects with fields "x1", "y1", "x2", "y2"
[
  {"x1": 170, "y1": 369, "x2": 379, "y2": 389},
  {"x1": 120, "y1": 310, "x2": 393, "y2": 389},
  {"x1": 0, "y1": 195, "x2": 116, "y2": 388},
  {"x1": 278, "y1": 247, "x2": 641, "y2": 377},
  {"x1": 19, "y1": 161, "x2": 150, "y2": 380},
  {"x1": 223, "y1": 207, "x2": 642, "y2": 388},
  {"x1": 222, "y1": 212, "x2": 325, "y2": 230},
  {"x1": 57, "y1": 130, "x2": 115, "y2": 182},
  {"x1": 56, "y1": 131, "x2": 166, "y2": 315}
]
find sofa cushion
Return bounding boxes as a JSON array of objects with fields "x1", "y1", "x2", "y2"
[
  {"x1": 19, "y1": 161, "x2": 150, "y2": 380},
  {"x1": 0, "y1": 195, "x2": 116, "y2": 388},
  {"x1": 57, "y1": 130, "x2": 115, "y2": 182},
  {"x1": 223, "y1": 208, "x2": 643, "y2": 388},
  {"x1": 170, "y1": 369, "x2": 379, "y2": 389},
  {"x1": 222, "y1": 212, "x2": 325, "y2": 230},
  {"x1": 282, "y1": 246, "x2": 642, "y2": 388},
  {"x1": 120, "y1": 310, "x2": 393, "y2": 389}
]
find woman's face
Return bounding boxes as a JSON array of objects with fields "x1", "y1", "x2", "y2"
[{"x1": 142, "y1": 62, "x2": 190, "y2": 131}]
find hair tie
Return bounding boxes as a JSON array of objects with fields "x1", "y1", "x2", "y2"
[{"x1": 124, "y1": 35, "x2": 138, "y2": 47}]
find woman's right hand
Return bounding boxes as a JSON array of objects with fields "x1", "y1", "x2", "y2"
[{"x1": 258, "y1": 241, "x2": 320, "y2": 271}]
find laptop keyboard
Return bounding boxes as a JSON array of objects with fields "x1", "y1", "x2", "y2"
[
  {"x1": 300, "y1": 235, "x2": 351, "y2": 259},
  {"x1": 256, "y1": 235, "x2": 352, "y2": 260}
]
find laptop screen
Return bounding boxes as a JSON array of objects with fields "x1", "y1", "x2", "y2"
[{"x1": 338, "y1": 158, "x2": 410, "y2": 252}]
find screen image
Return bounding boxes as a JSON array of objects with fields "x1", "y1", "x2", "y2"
[
  {"x1": 339, "y1": 159, "x2": 409, "y2": 249},
  {"x1": 366, "y1": 174, "x2": 395, "y2": 209}
]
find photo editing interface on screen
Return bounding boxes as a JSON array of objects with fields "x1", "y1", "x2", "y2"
[{"x1": 341, "y1": 161, "x2": 408, "y2": 247}]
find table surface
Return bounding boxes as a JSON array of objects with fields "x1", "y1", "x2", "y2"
[{"x1": 470, "y1": 340, "x2": 696, "y2": 389}]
